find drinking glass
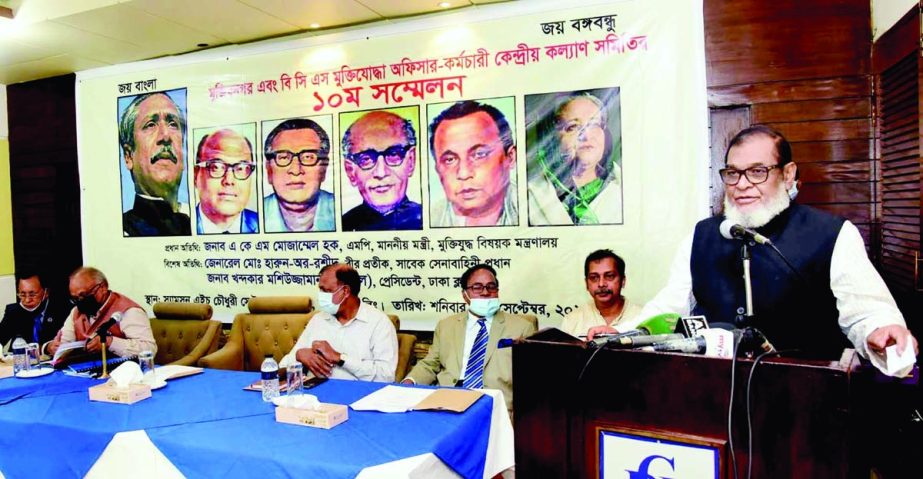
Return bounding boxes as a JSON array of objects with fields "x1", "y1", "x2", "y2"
[
  {"x1": 25, "y1": 342, "x2": 40, "y2": 368},
  {"x1": 286, "y1": 363, "x2": 304, "y2": 397},
  {"x1": 139, "y1": 350, "x2": 156, "y2": 380}
]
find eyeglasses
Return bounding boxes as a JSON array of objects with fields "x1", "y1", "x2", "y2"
[
  {"x1": 17, "y1": 292, "x2": 42, "y2": 300},
  {"x1": 196, "y1": 160, "x2": 256, "y2": 180},
  {"x1": 70, "y1": 282, "x2": 102, "y2": 304},
  {"x1": 718, "y1": 165, "x2": 780, "y2": 186},
  {"x1": 346, "y1": 144, "x2": 411, "y2": 171},
  {"x1": 268, "y1": 149, "x2": 328, "y2": 168},
  {"x1": 465, "y1": 282, "x2": 499, "y2": 294}
]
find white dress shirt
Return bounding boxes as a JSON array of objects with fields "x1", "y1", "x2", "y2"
[
  {"x1": 280, "y1": 303, "x2": 397, "y2": 382},
  {"x1": 561, "y1": 298, "x2": 642, "y2": 337},
  {"x1": 633, "y1": 220, "x2": 907, "y2": 364},
  {"x1": 459, "y1": 312, "x2": 493, "y2": 381},
  {"x1": 197, "y1": 204, "x2": 243, "y2": 234}
]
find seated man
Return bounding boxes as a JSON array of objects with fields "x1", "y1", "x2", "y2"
[
  {"x1": 0, "y1": 272, "x2": 69, "y2": 351},
  {"x1": 561, "y1": 249, "x2": 641, "y2": 337},
  {"x1": 47, "y1": 267, "x2": 156, "y2": 357},
  {"x1": 403, "y1": 263, "x2": 536, "y2": 414},
  {"x1": 280, "y1": 263, "x2": 397, "y2": 381}
]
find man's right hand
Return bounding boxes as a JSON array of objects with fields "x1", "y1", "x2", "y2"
[
  {"x1": 295, "y1": 347, "x2": 333, "y2": 378},
  {"x1": 586, "y1": 325, "x2": 619, "y2": 341},
  {"x1": 46, "y1": 338, "x2": 60, "y2": 356}
]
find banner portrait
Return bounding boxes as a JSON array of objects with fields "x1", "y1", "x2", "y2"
[{"x1": 76, "y1": 0, "x2": 710, "y2": 329}]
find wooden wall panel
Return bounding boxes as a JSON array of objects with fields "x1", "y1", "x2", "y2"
[
  {"x1": 7, "y1": 74, "x2": 82, "y2": 293},
  {"x1": 705, "y1": 0, "x2": 876, "y2": 257},
  {"x1": 705, "y1": 0, "x2": 870, "y2": 87}
]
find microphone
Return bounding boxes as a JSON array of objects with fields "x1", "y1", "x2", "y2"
[
  {"x1": 646, "y1": 329, "x2": 737, "y2": 358},
  {"x1": 586, "y1": 313, "x2": 679, "y2": 349},
  {"x1": 89, "y1": 312, "x2": 122, "y2": 341},
  {"x1": 719, "y1": 219, "x2": 772, "y2": 246},
  {"x1": 609, "y1": 333, "x2": 684, "y2": 348}
]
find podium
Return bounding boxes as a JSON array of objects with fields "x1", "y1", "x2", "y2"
[{"x1": 512, "y1": 328, "x2": 869, "y2": 478}]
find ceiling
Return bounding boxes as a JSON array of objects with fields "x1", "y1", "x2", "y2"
[{"x1": 0, "y1": 0, "x2": 510, "y2": 85}]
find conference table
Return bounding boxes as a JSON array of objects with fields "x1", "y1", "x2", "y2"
[{"x1": 0, "y1": 368, "x2": 514, "y2": 478}]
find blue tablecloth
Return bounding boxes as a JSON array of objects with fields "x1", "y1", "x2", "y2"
[
  {"x1": 0, "y1": 369, "x2": 493, "y2": 479},
  {"x1": 0, "y1": 370, "x2": 103, "y2": 404}
]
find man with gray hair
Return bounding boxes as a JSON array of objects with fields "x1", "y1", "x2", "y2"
[
  {"x1": 341, "y1": 110, "x2": 422, "y2": 231},
  {"x1": 119, "y1": 91, "x2": 190, "y2": 236},
  {"x1": 47, "y1": 267, "x2": 156, "y2": 358}
]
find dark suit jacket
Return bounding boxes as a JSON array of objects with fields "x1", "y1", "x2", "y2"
[
  {"x1": 0, "y1": 297, "x2": 70, "y2": 347},
  {"x1": 407, "y1": 310, "x2": 536, "y2": 413}
]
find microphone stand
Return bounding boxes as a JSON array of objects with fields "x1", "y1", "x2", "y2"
[
  {"x1": 98, "y1": 330, "x2": 110, "y2": 379},
  {"x1": 740, "y1": 242, "x2": 755, "y2": 319}
]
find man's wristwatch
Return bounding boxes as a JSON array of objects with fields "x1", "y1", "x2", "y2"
[{"x1": 337, "y1": 353, "x2": 347, "y2": 367}]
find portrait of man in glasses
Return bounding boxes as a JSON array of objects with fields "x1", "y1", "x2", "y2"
[
  {"x1": 193, "y1": 127, "x2": 259, "y2": 234},
  {"x1": 118, "y1": 89, "x2": 191, "y2": 237},
  {"x1": 262, "y1": 118, "x2": 336, "y2": 233},
  {"x1": 428, "y1": 98, "x2": 518, "y2": 228},
  {"x1": 340, "y1": 108, "x2": 423, "y2": 231}
]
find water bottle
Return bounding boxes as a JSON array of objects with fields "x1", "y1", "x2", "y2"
[
  {"x1": 260, "y1": 354, "x2": 280, "y2": 402},
  {"x1": 12, "y1": 337, "x2": 28, "y2": 374}
]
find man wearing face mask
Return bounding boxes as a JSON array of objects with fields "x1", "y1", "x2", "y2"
[
  {"x1": 0, "y1": 273, "x2": 68, "y2": 352},
  {"x1": 280, "y1": 263, "x2": 397, "y2": 382},
  {"x1": 403, "y1": 263, "x2": 536, "y2": 414},
  {"x1": 46, "y1": 267, "x2": 156, "y2": 358}
]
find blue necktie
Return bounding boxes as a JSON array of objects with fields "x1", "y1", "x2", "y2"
[
  {"x1": 462, "y1": 319, "x2": 488, "y2": 389},
  {"x1": 32, "y1": 312, "x2": 43, "y2": 343}
]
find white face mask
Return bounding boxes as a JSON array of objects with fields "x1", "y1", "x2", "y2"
[
  {"x1": 466, "y1": 291, "x2": 501, "y2": 318},
  {"x1": 19, "y1": 292, "x2": 45, "y2": 312},
  {"x1": 317, "y1": 286, "x2": 344, "y2": 315}
]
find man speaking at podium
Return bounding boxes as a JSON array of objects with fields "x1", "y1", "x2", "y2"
[{"x1": 612, "y1": 126, "x2": 917, "y2": 371}]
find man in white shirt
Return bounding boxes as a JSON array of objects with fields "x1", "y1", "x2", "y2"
[
  {"x1": 606, "y1": 126, "x2": 917, "y2": 372},
  {"x1": 280, "y1": 263, "x2": 397, "y2": 382},
  {"x1": 561, "y1": 249, "x2": 641, "y2": 337}
]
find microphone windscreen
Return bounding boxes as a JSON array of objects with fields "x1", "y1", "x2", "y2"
[
  {"x1": 637, "y1": 313, "x2": 680, "y2": 335},
  {"x1": 718, "y1": 219, "x2": 736, "y2": 240}
]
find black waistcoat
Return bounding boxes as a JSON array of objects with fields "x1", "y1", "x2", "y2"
[{"x1": 690, "y1": 203, "x2": 848, "y2": 358}]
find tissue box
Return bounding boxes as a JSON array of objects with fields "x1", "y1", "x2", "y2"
[
  {"x1": 275, "y1": 403, "x2": 348, "y2": 429},
  {"x1": 88, "y1": 382, "x2": 152, "y2": 404}
]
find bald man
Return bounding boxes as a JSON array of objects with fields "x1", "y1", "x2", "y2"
[
  {"x1": 341, "y1": 110, "x2": 422, "y2": 231},
  {"x1": 194, "y1": 129, "x2": 259, "y2": 234}
]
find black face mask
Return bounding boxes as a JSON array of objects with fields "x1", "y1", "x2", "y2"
[{"x1": 75, "y1": 296, "x2": 101, "y2": 317}]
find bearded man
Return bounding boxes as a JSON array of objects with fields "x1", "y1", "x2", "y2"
[{"x1": 615, "y1": 126, "x2": 916, "y2": 375}]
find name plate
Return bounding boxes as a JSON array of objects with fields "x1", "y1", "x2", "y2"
[
  {"x1": 275, "y1": 403, "x2": 348, "y2": 429},
  {"x1": 599, "y1": 429, "x2": 721, "y2": 479},
  {"x1": 88, "y1": 383, "x2": 152, "y2": 404}
]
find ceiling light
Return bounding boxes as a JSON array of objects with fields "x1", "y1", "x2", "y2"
[{"x1": 438, "y1": 2, "x2": 451, "y2": 8}]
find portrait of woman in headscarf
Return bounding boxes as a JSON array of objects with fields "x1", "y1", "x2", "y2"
[{"x1": 526, "y1": 88, "x2": 623, "y2": 226}]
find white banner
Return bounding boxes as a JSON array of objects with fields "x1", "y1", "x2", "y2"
[{"x1": 76, "y1": 0, "x2": 709, "y2": 329}]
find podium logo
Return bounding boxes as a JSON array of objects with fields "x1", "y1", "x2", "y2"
[
  {"x1": 627, "y1": 454, "x2": 675, "y2": 479},
  {"x1": 599, "y1": 430, "x2": 719, "y2": 479}
]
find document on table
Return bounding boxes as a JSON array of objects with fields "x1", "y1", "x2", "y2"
[{"x1": 350, "y1": 385, "x2": 435, "y2": 413}]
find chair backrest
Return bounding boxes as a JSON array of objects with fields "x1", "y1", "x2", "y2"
[
  {"x1": 149, "y1": 302, "x2": 218, "y2": 365},
  {"x1": 232, "y1": 296, "x2": 315, "y2": 371},
  {"x1": 395, "y1": 333, "x2": 416, "y2": 381},
  {"x1": 150, "y1": 319, "x2": 221, "y2": 365},
  {"x1": 387, "y1": 314, "x2": 400, "y2": 332}
]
